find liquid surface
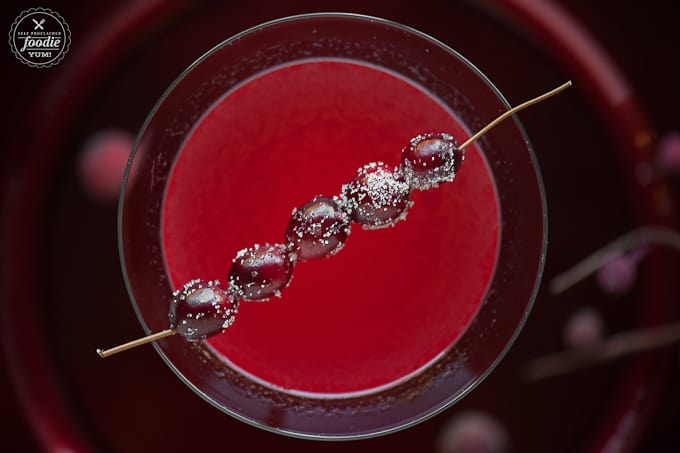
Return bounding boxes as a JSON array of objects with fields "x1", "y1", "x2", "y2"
[{"x1": 162, "y1": 59, "x2": 500, "y2": 395}]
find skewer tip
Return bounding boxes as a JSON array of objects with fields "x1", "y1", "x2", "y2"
[
  {"x1": 96, "y1": 328, "x2": 176, "y2": 359},
  {"x1": 458, "y1": 80, "x2": 573, "y2": 151}
]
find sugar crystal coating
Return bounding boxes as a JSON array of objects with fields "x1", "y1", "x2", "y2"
[
  {"x1": 401, "y1": 132, "x2": 463, "y2": 190},
  {"x1": 286, "y1": 196, "x2": 351, "y2": 261},
  {"x1": 341, "y1": 162, "x2": 412, "y2": 229},
  {"x1": 169, "y1": 279, "x2": 239, "y2": 340},
  {"x1": 229, "y1": 243, "x2": 295, "y2": 301}
]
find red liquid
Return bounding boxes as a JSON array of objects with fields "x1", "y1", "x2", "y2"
[{"x1": 162, "y1": 59, "x2": 500, "y2": 396}]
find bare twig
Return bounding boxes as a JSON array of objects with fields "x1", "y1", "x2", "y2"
[
  {"x1": 524, "y1": 321, "x2": 680, "y2": 381},
  {"x1": 549, "y1": 226, "x2": 680, "y2": 295}
]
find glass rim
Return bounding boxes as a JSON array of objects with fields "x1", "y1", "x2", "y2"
[{"x1": 117, "y1": 11, "x2": 548, "y2": 440}]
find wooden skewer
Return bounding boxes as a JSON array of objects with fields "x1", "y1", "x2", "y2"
[
  {"x1": 97, "y1": 81, "x2": 572, "y2": 359},
  {"x1": 523, "y1": 321, "x2": 680, "y2": 381},
  {"x1": 97, "y1": 329, "x2": 176, "y2": 358},
  {"x1": 458, "y1": 81, "x2": 573, "y2": 151}
]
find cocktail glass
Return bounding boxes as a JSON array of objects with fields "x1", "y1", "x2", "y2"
[{"x1": 119, "y1": 12, "x2": 546, "y2": 439}]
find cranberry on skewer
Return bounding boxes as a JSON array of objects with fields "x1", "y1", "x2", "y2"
[
  {"x1": 228, "y1": 243, "x2": 295, "y2": 300},
  {"x1": 169, "y1": 279, "x2": 239, "y2": 340},
  {"x1": 286, "y1": 196, "x2": 351, "y2": 261},
  {"x1": 97, "y1": 279, "x2": 240, "y2": 358},
  {"x1": 97, "y1": 81, "x2": 572, "y2": 358},
  {"x1": 402, "y1": 132, "x2": 463, "y2": 190},
  {"x1": 341, "y1": 162, "x2": 412, "y2": 229}
]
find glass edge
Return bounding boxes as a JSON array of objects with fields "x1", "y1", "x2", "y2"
[{"x1": 116, "y1": 11, "x2": 550, "y2": 441}]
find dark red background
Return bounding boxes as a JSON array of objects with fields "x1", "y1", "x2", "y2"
[{"x1": 2, "y1": 1, "x2": 679, "y2": 452}]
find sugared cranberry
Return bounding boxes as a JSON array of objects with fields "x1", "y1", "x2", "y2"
[
  {"x1": 401, "y1": 132, "x2": 463, "y2": 190},
  {"x1": 341, "y1": 162, "x2": 412, "y2": 229},
  {"x1": 229, "y1": 243, "x2": 295, "y2": 300},
  {"x1": 169, "y1": 279, "x2": 239, "y2": 340},
  {"x1": 286, "y1": 196, "x2": 351, "y2": 261}
]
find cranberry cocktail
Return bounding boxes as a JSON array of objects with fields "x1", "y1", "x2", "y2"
[{"x1": 117, "y1": 13, "x2": 547, "y2": 438}]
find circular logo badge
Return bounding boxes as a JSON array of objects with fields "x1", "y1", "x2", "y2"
[{"x1": 9, "y1": 7, "x2": 71, "y2": 68}]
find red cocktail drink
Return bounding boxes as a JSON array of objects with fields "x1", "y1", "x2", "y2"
[{"x1": 161, "y1": 59, "x2": 499, "y2": 395}]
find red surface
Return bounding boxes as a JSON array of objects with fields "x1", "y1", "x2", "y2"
[{"x1": 162, "y1": 59, "x2": 499, "y2": 394}]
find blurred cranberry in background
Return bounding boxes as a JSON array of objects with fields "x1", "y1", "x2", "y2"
[
  {"x1": 657, "y1": 132, "x2": 680, "y2": 174},
  {"x1": 77, "y1": 129, "x2": 133, "y2": 202},
  {"x1": 563, "y1": 307, "x2": 605, "y2": 351},
  {"x1": 436, "y1": 411, "x2": 509, "y2": 453}
]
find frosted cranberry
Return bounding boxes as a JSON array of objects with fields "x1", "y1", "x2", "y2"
[
  {"x1": 286, "y1": 196, "x2": 351, "y2": 261},
  {"x1": 169, "y1": 279, "x2": 239, "y2": 340},
  {"x1": 229, "y1": 243, "x2": 295, "y2": 301},
  {"x1": 402, "y1": 132, "x2": 463, "y2": 190},
  {"x1": 341, "y1": 162, "x2": 412, "y2": 229}
]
